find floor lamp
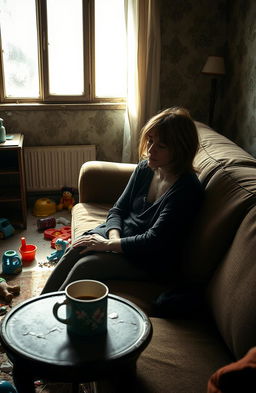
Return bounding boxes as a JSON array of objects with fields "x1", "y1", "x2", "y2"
[{"x1": 201, "y1": 56, "x2": 225, "y2": 127}]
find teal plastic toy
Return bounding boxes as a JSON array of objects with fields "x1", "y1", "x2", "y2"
[
  {"x1": 0, "y1": 218, "x2": 15, "y2": 239},
  {"x1": 0, "y1": 380, "x2": 17, "y2": 392},
  {"x1": 2, "y1": 250, "x2": 22, "y2": 275}
]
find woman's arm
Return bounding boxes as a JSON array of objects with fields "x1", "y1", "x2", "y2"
[
  {"x1": 73, "y1": 163, "x2": 149, "y2": 256},
  {"x1": 75, "y1": 172, "x2": 202, "y2": 259},
  {"x1": 121, "y1": 174, "x2": 203, "y2": 257},
  {"x1": 108, "y1": 229, "x2": 121, "y2": 240}
]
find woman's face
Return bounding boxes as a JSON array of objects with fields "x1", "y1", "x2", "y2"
[{"x1": 146, "y1": 128, "x2": 172, "y2": 170}]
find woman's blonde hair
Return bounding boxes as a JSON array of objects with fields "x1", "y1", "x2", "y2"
[{"x1": 138, "y1": 107, "x2": 199, "y2": 174}]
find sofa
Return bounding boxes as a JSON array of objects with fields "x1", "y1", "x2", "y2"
[{"x1": 71, "y1": 121, "x2": 256, "y2": 393}]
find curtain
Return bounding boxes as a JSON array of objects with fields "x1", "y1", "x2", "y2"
[{"x1": 122, "y1": 0, "x2": 161, "y2": 163}]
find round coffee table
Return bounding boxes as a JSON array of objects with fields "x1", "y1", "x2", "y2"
[{"x1": 0, "y1": 292, "x2": 152, "y2": 393}]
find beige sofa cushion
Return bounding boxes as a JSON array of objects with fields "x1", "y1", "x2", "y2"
[
  {"x1": 182, "y1": 165, "x2": 256, "y2": 284},
  {"x1": 71, "y1": 202, "x2": 111, "y2": 239},
  {"x1": 78, "y1": 161, "x2": 136, "y2": 203},
  {"x1": 206, "y1": 205, "x2": 256, "y2": 359}
]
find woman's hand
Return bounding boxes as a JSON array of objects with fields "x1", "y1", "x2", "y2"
[
  {"x1": 73, "y1": 234, "x2": 110, "y2": 254},
  {"x1": 73, "y1": 233, "x2": 123, "y2": 254}
]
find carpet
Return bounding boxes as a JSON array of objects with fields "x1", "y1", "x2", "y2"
[{"x1": 0, "y1": 270, "x2": 95, "y2": 393}]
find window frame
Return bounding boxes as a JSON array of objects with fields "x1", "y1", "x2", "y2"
[{"x1": 0, "y1": 0, "x2": 126, "y2": 105}]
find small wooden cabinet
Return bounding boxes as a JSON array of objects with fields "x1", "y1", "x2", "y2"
[{"x1": 0, "y1": 134, "x2": 27, "y2": 228}]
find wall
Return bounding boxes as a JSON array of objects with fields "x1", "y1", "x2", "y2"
[
  {"x1": 160, "y1": 0, "x2": 227, "y2": 127},
  {"x1": 222, "y1": 0, "x2": 256, "y2": 157},
  {"x1": 0, "y1": 108, "x2": 124, "y2": 162},
  {"x1": 159, "y1": 0, "x2": 256, "y2": 159}
]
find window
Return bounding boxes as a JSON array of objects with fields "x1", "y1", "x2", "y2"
[{"x1": 0, "y1": 0, "x2": 126, "y2": 104}]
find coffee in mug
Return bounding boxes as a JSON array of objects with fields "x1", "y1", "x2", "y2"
[{"x1": 53, "y1": 280, "x2": 109, "y2": 336}]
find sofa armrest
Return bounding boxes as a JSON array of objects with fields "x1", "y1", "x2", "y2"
[{"x1": 78, "y1": 160, "x2": 136, "y2": 204}]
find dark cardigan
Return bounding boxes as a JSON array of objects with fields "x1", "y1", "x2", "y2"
[{"x1": 87, "y1": 160, "x2": 203, "y2": 274}]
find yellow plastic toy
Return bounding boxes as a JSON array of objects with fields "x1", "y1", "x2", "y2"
[{"x1": 33, "y1": 198, "x2": 57, "y2": 217}]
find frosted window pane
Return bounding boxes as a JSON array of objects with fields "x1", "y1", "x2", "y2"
[
  {"x1": 0, "y1": 0, "x2": 40, "y2": 98},
  {"x1": 95, "y1": 0, "x2": 126, "y2": 98},
  {"x1": 47, "y1": 0, "x2": 84, "y2": 95}
]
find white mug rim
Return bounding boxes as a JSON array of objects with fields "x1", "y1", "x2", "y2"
[{"x1": 65, "y1": 279, "x2": 109, "y2": 302}]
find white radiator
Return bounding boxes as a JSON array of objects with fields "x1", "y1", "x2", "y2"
[{"x1": 24, "y1": 145, "x2": 96, "y2": 191}]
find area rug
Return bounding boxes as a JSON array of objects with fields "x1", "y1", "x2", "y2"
[
  {"x1": 1, "y1": 269, "x2": 53, "y2": 307},
  {"x1": 0, "y1": 270, "x2": 95, "y2": 393}
]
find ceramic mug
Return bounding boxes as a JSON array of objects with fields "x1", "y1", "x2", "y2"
[{"x1": 53, "y1": 280, "x2": 109, "y2": 336}]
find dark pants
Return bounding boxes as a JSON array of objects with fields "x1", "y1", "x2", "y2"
[{"x1": 41, "y1": 246, "x2": 152, "y2": 294}]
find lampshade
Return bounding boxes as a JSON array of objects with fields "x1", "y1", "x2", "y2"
[{"x1": 201, "y1": 56, "x2": 225, "y2": 76}]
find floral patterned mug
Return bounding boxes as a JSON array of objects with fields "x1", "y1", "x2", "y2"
[{"x1": 53, "y1": 279, "x2": 109, "y2": 336}]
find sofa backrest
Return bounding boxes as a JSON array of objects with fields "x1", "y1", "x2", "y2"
[
  {"x1": 194, "y1": 122, "x2": 256, "y2": 187},
  {"x1": 181, "y1": 124, "x2": 256, "y2": 284},
  {"x1": 206, "y1": 205, "x2": 256, "y2": 359},
  {"x1": 180, "y1": 123, "x2": 256, "y2": 359},
  {"x1": 181, "y1": 165, "x2": 256, "y2": 284}
]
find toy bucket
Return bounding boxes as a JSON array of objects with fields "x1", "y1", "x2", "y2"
[
  {"x1": 19, "y1": 245, "x2": 37, "y2": 262},
  {"x1": 19, "y1": 237, "x2": 37, "y2": 262}
]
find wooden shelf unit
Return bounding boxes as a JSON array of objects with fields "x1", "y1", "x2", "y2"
[{"x1": 0, "y1": 134, "x2": 27, "y2": 228}]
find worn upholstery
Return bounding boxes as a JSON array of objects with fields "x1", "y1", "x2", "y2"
[
  {"x1": 207, "y1": 206, "x2": 256, "y2": 359},
  {"x1": 182, "y1": 166, "x2": 256, "y2": 284},
  {"x1": 78, "y1": 160, "x2": 136, "y2": 203},
  {"x1": 71, "y1": 122, "x2": 256, "y2": 393}
]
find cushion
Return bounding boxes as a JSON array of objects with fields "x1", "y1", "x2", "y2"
[
  {"x1": 152, "y1": 284, "x2": 205, "y2": 318},
  {"x1": 105, "y1": 280, "x2": 169, "y2": 316},
  {"x1": 195, "y1": 123, "x2": 256, "y2": 187},
  {"x1": 206, "y1": 206, "x2": 256, "y2": 359},
  {"x1": 116, "y1": 317, "x2": 234, "y2": 393},
  {"x1": 182, "y1": 166, "x2": 256, "y2": 285},
  {"x1": 71, "y1": 202, "x2": 110, "y2": 240},
  {"x1": 78, "y1": 160, "x2": 135, "y2": 203}
]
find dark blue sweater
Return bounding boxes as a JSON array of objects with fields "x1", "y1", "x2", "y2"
[{"x1": 87, "y1": 160, "x2": 203, "y2": 274}]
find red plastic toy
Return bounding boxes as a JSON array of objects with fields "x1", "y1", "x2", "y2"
[
  {"x1": 19, "y1": 237, "x2": 37, "y2": 262},
  {"x1": 44, "y1": 226, "x2": 71, "y2": 249}
]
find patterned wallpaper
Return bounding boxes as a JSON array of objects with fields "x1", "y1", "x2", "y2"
[
  {"x1": 0, "y1": 108, "x2": 124, "y2": 162},
  {"x1": 2, "y1": 1, "x2": 256, "y2": 160},
  {"x1": 160, "y1": 0, "x2": 256, "y2": 159},
  {"x1": 222, "y1": 0, "x2": 256, "y2": 157},
  {"x1": 160, "y1": 0, "x2": 227, "y2": 126}
]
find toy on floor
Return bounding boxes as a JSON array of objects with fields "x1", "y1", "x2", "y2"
[
  {"x1": 33, "y1": 197, "x2": 56, "y2": 217},
  {"x1": 0, "y1": 218, "x2": 15, "y2": 239},
  {"x1": 37, "y1": 216, "x2": 56, "y2": 230},
  {"x1": 47, "y1": 238, "x2": 69, "y2": 262},
  {"x1": 37, "y1": 216, "x2": 70, "y2": 231},
  {"x1": 2, "y1": 250, "x2": 22, "y2": 275},
  {"x1": 44, "y1": 226, "x2": 71, "y2": 248},
  {"x1": 0, "y1": 380, "x2": 17, "y2": 393},
  {"x1": 0, "y1": 380, "x2": 17, "y2": 392},
  {"x1": 19, "y1": 237, "x2": 37, "y2": 263},
  {"x1": 56, "y1": 216, "x2": 70, "y2": 226},
  {"x1": 57, "y1": 186, "x2": 75, "y2": 212},
  {"x1": 0, "y1": 277, "x2": 20, "y2": 303}
]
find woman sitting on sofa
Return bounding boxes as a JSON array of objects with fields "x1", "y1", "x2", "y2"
[{"x1": 42, "y1": 106, "x2": 203, "y2": 294}]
